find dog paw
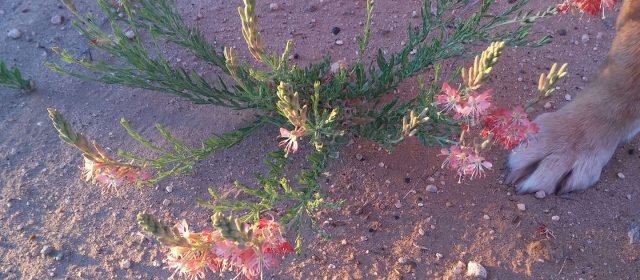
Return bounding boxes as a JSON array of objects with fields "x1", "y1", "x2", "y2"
[{"x1": 506, "y1": 110, "x2": 621, "y2": 194}]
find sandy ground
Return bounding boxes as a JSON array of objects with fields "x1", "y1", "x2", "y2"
[{"x1": 1, "y1": 0, "x2": 639, "y2": 279}]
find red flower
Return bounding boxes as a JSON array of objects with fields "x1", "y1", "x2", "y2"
[
  {"x1": 557, "y1": 0, "x2": 617, "y2": 16},
  {"x1": 483, "y1": 106, "x2": 538, "y2": 150}
]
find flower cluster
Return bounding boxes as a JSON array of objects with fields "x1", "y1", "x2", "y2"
[
  {"x1": 158, "y1": 217, "x2": 294, "y2": 280},
  {"x1": 81, "y1": 145, "x2": 152, "y2": 191},
  {"x1": 557, "y1": 0, "x2": 617, "y2": 16},
  {"x1": 48, "y1": 108, "x2": 151, "y2": 192}
]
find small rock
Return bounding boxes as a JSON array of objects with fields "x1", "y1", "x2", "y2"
[
  {"x1": 269, "y1": 3, "x2": 280, "y2": 11},
  {"x1": 119, "y1": 259, "x2": 131, "y2": 269},
  {"x1": 466, "y1": 261, "x2": 488, "y2": 279},
  {"x1": 544, "y1": 102, "x2": 552, "y2": 109},
  {"x1": 418, "y1": 228, "x2": 425, "y2": 235},
  {"x1": 435, "y1": 253, "x2": 443, "y2": 260},
  {"x1": 328, "y1": 263, "x2": 336, "y2": 269},
  {"x1": 617, "y1": 172, "x2": 625, "y2": 179},
  {"x1": 551, "y1": 215, "x2": 560, "y2": 221},
  {"x1": 40, "y1": 245, "x2": 53, "y2": 257},
  {"x1": 483, "y1": 214, "x2": 490, "y2": 220},
  {"x1": 152, "y1": 260, "x2": 161, "y2": 267},
  {"x1": 341, "y1": 239, "x2": 347, "y2": 245},
  {"x1": 628, "y1": 223, "x2": 640, "y2": 244},
  {"x1": 426, "y1": 184, "x2": 438, "y2": 193},
  {"x1": 417, "y1": 202, "x2": 424, "y2": 207},
  {"x1": 582, "y1": 76, "x2": 588, "y2": 82},
  {"x1": 581, "y1": 33, "x2": 590, "y2": 43},
  {"x1": 54, "y1": 252, "x2": 64, "y2": 261},
  {"x1": 556, "y1": 29, "x2": 567, "y2": 36},
  {"x1": 535, "y1": 190, "x2": 546, "y2": 199},
  {"x1": 378, "y1": 162, "x2": 385, "y2": 168},
  {"x1": 165, "y1": 185, "x2": 173, "y2": 193},
  {"x1": 335, "y1": 40, "x2": 344, "y2": 45},
  {"x1": 564, "y1": 94, "x2": 572, "y2": 101},
  {"x1": 517, "y1": 77, "x2": 523, "y2": 82},
  {"x1": 355, "y1": 153, "x2": 364, "y2": 161},
  {"x1": 50, "y1": 15, "x2": 64, "y2": 25},
  {"x1": 331, "y1": 26, "x2": 340, "y2": 35},
  {"x1": 452, "y1": 261, "x2": 466, "y2": 275},
  {"x1": 398, "y1": 257, "x2": 408, "y2": 264},
  {"x1": 124, "y1": 30, "x2": 135, "y2": 39},
  {"x1": 162, "y1": 199, "x2": 171, "y2": 206},
  {"x1": 412, "y1": 10, "x2": 419, "y2": 18},
  {"x1": 7, "y1": 28, "x2": 22, "y2": 39},
  {"x1": 517, "y1": 203, "x2": 526, "y2": 211},
  {"x1": 394, "y1": 201, "x2": 402, "y2": 209},
  {"x1": 445, "y1": 202, "x2": 453, "y2": 208}
]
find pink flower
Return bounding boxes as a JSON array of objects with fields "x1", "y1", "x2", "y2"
[
  {"x1": 277, "y1": 127, "x2": 305, "y2": 157},
  {"x1": 454, "y1": 89, "x2": 492, "y2": 122},
  {"x1": 463, "y1": 153, "x2": 492, "y2": 179},
  {"x1": 435, "y1": 82, "x2": 461, "y2": 113}
]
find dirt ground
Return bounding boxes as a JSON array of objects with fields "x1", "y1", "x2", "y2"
[{"x1": 1, "y1": 0, "x2": 639, "y2": 279}]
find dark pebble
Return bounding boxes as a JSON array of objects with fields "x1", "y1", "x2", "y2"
[{"x1": 331, "y1": 26, "x2": 341, "y2": 35}]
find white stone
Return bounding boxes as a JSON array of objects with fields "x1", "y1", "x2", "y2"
[
  {"x1": 119, "y1": 259, "x2": 131, "y2": 269},
  {"x1": 466, "y1": 261, "x2": 488, "y2": 278},
  {"x1": 162, "y1": 199, "x2": 171, "y2": 206},
  {"x1": 7, "y1": 28, "x2": 22, "y2": 39},
  {"x1": 517, "y1": 203, "x2": 526, "y2": 211},
  {"x1": 617, "y1": 172, "x2": 625, "y2": 179},
  {"x1": 535, "y1": 190, "x2": 546, "y2": 199},
  {"x1": 551, "y1": 215, "x2": 560, "y2": 221},
  {"x1": 124, "y1": 30, "x2": 135, "y2": 39},
  {"x1": 426, "y1": 184, "x2": 438, "y2": 193},
  {"x1": 335, "y1": 40, "x2": 344, "y2": 45},
  {"x1": 483, "y1": 214, "x2": 490, "y2": 220},
  {"x1": 269, "y1": 3, "x2": 280, "y2": 11},
  {"x1": 50, "y1": 15, "x2": 64, "y2": 25},
  {"x1": 564, "y1": 94, "x2": 572, "y2": 101}
]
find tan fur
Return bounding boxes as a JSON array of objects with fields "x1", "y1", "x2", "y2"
[{"x1": 506, "y1": 0, "x2": 640, "y2": 194}]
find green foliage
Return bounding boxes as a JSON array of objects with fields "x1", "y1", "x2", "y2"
[
  {"x1": 197, "y1": 150, "x2": 340, "y2": 253},
  {"x1": 0, "y1": 61, "x2": 33, "y2": 91},
  {"x1": 50, "y1": 0, "x2": 559, "y2": 251}
]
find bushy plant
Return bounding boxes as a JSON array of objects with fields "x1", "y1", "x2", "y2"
[{"x1": 45, "y1": 0, "x2": 591, "y2": 278}]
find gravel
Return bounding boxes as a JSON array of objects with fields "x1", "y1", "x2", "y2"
[{"x1": 7, "y1": 28, "x2": 22, "y2": 39}]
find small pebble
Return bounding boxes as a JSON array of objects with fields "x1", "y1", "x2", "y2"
[
  {"x1": 394, "y1": 201, "x2": 402, "y2": 209},
  {"x1": 445, "y1": 202, "x2": 453, "y2": 207},
  {"x1": 331, "y1": 26, "x2": 341, "y2": 35},
  {"x1": 426, "y1": 184, "x2": 438, "y2": 193},
  {"x1": 628, "y1": 223, "x2": 639, "y2": 244},
  {"x1": 165, "y1": 185, "x2": 173, "y2": 193},
  {"x1": 335, "y1": 40, "x2": 344, "y2": 45},
  {"x1": 551, "y1": 215, "x2": 560, "y2": 221},
  {"x1": 269, "y1": 3, "x2": 280, "y2": 11},
  {"x1": 162, "y1": 199, "x2": 171, "y2": 206},
  {"x1": 119, "y1": 259, "x2": 131, "y2": 269},
  {"x1": 417, "y1": 202, "x2": 424, "y2": 207},
  {"x1": 40, "y1": 245, "x2": 53, "y2": 257},
  {"x1": 50, "y1": 15, "x2": 64, "y2": 25},
  {"x1": 565, "y1": 94, "x2": 572, "y2": 101},
  {"x1": 378, "y1": 162, "x2": 385, "y2": 168},
  {"x1": 418, "y1": 228, "x2": 425, "y2": 235},
  {"x1": 466, "y1": 261, "x2": 488, "y2": 279},
  {"x1": 341, "y1": 239, "x2": 347, "y2": 245},
  {"x1": 355, "y1": 153, "x2": 364, "y2": 161},
  {"x1": 581, "y1": 33, "x2": 590, "y2": 43},
  {"x1": 398, "y1": 257, "x2": 408, "y2": 264},
  {"x1": 7, "y1": 28, "x2": 22, "y2": 39},
  {"x1": 152, "y1": 260, "x2": 161, "y2": 267},
  {"x1": 517, "y1": 77, "x2": 523, "y2": 82},
  {"x1": 435, "y1": 253, "x2": 443, "y2": 260},
  {"x1": 544, "y1": 102, "x2": 552, "y2": 109},
  {"x1": 535, "y1": 191, "x2": 546, "y2": 199},
  {"x1": 328, "y1": 263, "x2": 336, "y2": 269},
  {"x1": 617, "y1": 172, "x2": 625, "y2": 179},
  {"x1": 412, "y1": 10, "x2": 418, "y2": 18},
  {"x1": 483, "y1": 214, "x2": 490, "y2": 220},
  {"x1": 124, "y1": 30, "x2": 135, "y2": 39},
  {"x1": 517, "y1": 203, "x2": 526, "y2": 211},
  {"x1": 54, "y1": 252, "x2": 64, "y2": 261}
]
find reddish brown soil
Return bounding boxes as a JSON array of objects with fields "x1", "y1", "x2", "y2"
[{"x1": 0, "y1": 0, "x2": 638, "y2": 279}]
